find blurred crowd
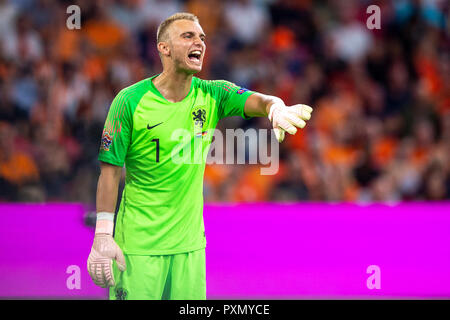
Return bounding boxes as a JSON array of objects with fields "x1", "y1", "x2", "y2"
[{"x1": 0, "y1": 0, "x2": 449, "y2": 204}]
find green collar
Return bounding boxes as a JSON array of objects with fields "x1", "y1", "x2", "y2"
[{"x1": 148, "y1": 74, "x2": 197, "y2": 103}]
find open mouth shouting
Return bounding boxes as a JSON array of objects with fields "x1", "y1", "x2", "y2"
[{"x1": 187, "y1": 49, "x2": 203, "y2": 64}]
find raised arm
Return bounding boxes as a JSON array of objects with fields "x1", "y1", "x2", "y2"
[{"x1": 243, "y1": 92, "x2": 281, "y2": 118}]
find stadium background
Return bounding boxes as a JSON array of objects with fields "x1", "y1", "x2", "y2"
[{"x1": 0, "y1": 0, "x2": 449, "y2": 299}]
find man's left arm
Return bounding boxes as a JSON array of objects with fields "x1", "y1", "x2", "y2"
[{"x1": 244, "y1": 92, "x2": 313, "y2": 142}]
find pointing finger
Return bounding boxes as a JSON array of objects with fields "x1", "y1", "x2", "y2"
[
  {"x1": 290, "y1": 105, "x2": 312, "y2": 121},
  {"x1": 286, "y1": 113, "x2": 306, "y2": 129}
]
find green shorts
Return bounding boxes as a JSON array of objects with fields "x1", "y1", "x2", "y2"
[{"x1": 109, "y1": 249, "x2": 206, "y2": 300}]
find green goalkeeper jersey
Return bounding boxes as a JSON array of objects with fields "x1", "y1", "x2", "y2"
[{"x1": 98, "y1": 75, "x2": 253, "y2": 255}]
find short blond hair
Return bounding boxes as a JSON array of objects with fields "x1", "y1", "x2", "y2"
[{"x1": 157, "y1": 12, "x2": 199, "y2": 43}]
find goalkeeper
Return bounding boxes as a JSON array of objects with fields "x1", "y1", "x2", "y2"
[{"x1": 87, "y1": 12, "x2": 313, "y2": 300}]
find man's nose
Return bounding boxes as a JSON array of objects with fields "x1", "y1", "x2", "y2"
[{"x1": 193, "y1": 37, "x2": 204, "y2": 47}]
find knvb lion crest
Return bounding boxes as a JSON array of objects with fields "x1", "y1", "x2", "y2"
[
  {"x1": 192, "y1": 107, "x2": 206, "y2": 128},
  {"x1": 115, "y1": 287, "x2": 128, "y2": 300}
]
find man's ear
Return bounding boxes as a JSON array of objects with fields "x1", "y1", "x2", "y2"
[{"x1": 157, "y1": 41, "x2": 170, "y2": 57}]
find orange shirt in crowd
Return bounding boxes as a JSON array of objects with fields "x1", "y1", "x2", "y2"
[
  {"x1": 0, "y1": 152, "x2": 39, "y2": 186},
  {"x1": 186, "y1": 0, "x2": 223, "y2": 36},
  {"x1": 53, "y1": 29, "x2": 81, "y2": 62},
  {"x1": 231, "y1": 164, "x2": 283, "y2": 202},
  {"x1": 372, "y1": 137, "x2": 398, "y2": 167},
  {"x1": 204, "y1": 164, "x2": 232, "y2": 189},
  {"x1": 323, "y1": 145, "x2": 358, "y2": 167},
  {"x1": 83, "y1": 19, "x2": 126, "y2": 52}
]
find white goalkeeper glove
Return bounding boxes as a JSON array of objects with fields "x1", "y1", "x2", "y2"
[
  {"x1": 87, "y1": 212, "x2": 126, "y2": 288},
  {"x1": 268, "y1": 102, "x2": 313, "y2": 142}
]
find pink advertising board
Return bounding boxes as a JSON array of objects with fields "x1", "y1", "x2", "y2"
[{"x1": 0, "y1": 203, "x2": 449, "y2": 299}]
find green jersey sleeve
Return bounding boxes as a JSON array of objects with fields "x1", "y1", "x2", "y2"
[
  {"x1": 207, "y1": 80, "x2": 254, "y2": 120},
  {"x1": 98, "y1": 90, "x2": 133, "y2": 167}
]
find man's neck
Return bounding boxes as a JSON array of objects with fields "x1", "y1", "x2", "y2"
[{"x1": 152, "y1": 70, "x2": 194, "y2": 103}]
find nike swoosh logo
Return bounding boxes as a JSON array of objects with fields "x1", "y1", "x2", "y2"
[{"x1": 147, "y1": 122, "x2": 163, "y2": 130}]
